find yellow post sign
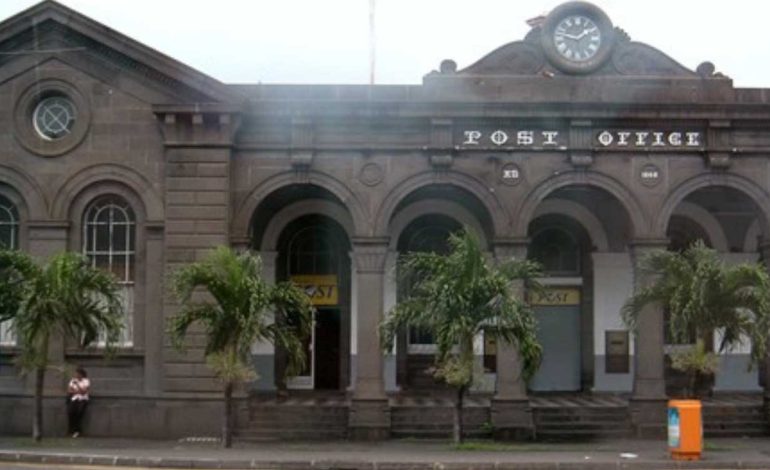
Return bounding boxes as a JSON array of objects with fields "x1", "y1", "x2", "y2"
[
  {"x1": 290, "y1": 275, "x2": 338, "y2": 306},
  {"x1": 530, "y1": 287, "x2": 581, "y2": 306}
]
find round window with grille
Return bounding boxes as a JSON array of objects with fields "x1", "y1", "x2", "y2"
[{"x1": 33, "y1": 96, "x2": 77, "y2": 140}]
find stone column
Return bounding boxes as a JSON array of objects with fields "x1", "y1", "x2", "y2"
[
  {"x1": 629, "y1": 239, "x2": 669, "y2": 437},
  {"x1": 348, "y1": 237, "x2": 390, "y2": 439},
  {"x1": 490, "y1": 238, "x2": 533, "y2": 440}
]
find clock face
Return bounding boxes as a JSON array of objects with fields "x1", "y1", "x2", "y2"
[{"x1": 553, "y1": 15, "x2": 602, "y2": 62}]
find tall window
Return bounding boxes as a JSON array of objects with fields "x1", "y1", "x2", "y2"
[
  {"x1": 0, "y1": 195, "x2": 19, "y2": 345},
  {"x1": 83, "y1": 195, "x2": 135, "y2": 346}
]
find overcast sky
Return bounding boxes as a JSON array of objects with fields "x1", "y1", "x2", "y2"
[{"x1": 0, "y1": 1, "x2": 767, "y2": 88}]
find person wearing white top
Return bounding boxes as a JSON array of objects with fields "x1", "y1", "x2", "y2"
[{"x1": 67, "y1": 367, "x2": 90, "y2": 437}]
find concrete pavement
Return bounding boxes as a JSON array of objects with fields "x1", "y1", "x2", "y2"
[{"x1": 1, "y1": 436, "x2": 770, "y2": 469}]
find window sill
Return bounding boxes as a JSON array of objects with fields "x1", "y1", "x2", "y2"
[
  {"x1": 0, "y1": 345, "x2": 21, "y2": 355},
  {"x1": 65, "y1": 348, "x2": 145, "y2": 358}
]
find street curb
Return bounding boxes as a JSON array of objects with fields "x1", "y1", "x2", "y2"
[{"x1": 2, "y1": 451, "x2": 770, "y2": 470}]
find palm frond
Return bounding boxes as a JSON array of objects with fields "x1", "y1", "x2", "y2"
[
  {"x1": 382, "y1": 227, "x2": 543, "y2": 387},
  {"x1": 623, "y1": 240, "x2": 770, "y2": 366},
  {"x1": 169, "y1": 247, "x2": 313, "y2": 384}
]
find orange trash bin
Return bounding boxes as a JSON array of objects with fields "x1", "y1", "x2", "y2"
[{"x1": 668, "y1": 399, "x2": 702, "y2": 461}]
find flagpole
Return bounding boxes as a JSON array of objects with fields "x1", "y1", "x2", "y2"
[{"x1": 369, "y1": 0, "x2": 376, "y2": 85}]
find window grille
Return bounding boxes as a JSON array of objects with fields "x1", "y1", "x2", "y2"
[
  {"x1": 0, "y1": 195, "x2": 19, "y2": 346},
  {"x1": 83, "y1": 196, "x2": 135, "y2": 346}
]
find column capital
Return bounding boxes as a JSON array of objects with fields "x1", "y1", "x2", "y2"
[
  {"x1": 492, "y1": 237, "x2": 530, "y2": 262},
  {"x1": 628, "y1": 238, "x2": 669, "y2": 250},
  {"x1": 351, "y1": 237, "x2": 390, "y2": 273},
  {"x1": 492, "y1": 236, "x2": 530, "y2": 247},
  {"x1": 230, "y1": 236, "x2": 251, "y2": 250}
]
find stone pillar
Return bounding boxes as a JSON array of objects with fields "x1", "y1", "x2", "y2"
[
  {"x1": 27, "y1": 221, "x2": 69, "y2": 434},
  {"x1": 760, "y1": 243, "x2": 770, "y2": 419},
  {"x1": 27, "y1": 221, "x2": 69, "y2": 394},
  {"x1": 157, "y1": 108, "x2": 239, "y2": 395},
  {"x1": 382, "y1": 250, "x2": 399, "y2": 392},
  {"x1": 348, "y1": 237, "x2": 390, "y2": 439},
  {"x1": 490, "y1": 238, "x2": 533, "y2": 440},
  {"x1": 254, "y1": 251, "x2": 277, "y2": 391},
  {"x1": 629, "y1": 239, "x2": 669, "y2": 437},
  {"x1": 143, "y1": 223, "x2": 165, "y2": 395}
]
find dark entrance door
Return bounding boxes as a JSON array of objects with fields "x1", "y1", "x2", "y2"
[
  {"x1": 276, "y1": 214, "x2": 351, "y2": 391},
  {"x1": 314, "y1": 307, "x2": 340, "y2": 389}
]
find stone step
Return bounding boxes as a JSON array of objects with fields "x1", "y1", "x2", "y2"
[
  {"x1": 535, "y1": 413, "x2": 628, "y2": 422},
  {"x1": 235, "y1": 429, "x2": 348, "y2": 441},
  {"x1": 536, "y1": 429, "x2": 633, "y2": 439},
  {"x1": 532, "y1": 405, "x2": 632, "y2": 439}
]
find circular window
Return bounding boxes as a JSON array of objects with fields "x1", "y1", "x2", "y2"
[
  {"x1": 13, "y1": 79, "x2": 90, "y2": 157},
  {"x1": 33, "y1": 96, "x2": 77, "y2": 140}
]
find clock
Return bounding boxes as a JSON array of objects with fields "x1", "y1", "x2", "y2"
[
  {"x1": 541, "y1": 2, "x2": 614, "y2": 74},
  {"x1": 553, "y1": 15, "x2": 601, "y2": 62}
]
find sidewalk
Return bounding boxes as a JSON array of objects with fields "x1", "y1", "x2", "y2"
[{"x1": 1, "y1": 436, "x2": 770, "y2": 469}]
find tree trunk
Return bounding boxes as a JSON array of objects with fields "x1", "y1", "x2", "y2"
[
  {"x1": 33, "y1": 366, "x2": 44, "y2": 442},
  {"x1": 223, "y1": 382, "x2": 233, "y2": 448},
  {"x1": 453, "y1": 385, "x2": 466, "y2": 445}
]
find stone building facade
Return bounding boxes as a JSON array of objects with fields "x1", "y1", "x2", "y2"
[{"x1": 1, "y1": 0, "x2": 770, "y2": 439}]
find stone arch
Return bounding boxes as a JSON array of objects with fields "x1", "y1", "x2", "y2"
[
  {"x1": 0, "y1": 164, "x2": 48, "y2": 220},
  {"x1": 387, "y1": 199, "x2": 489, "y2": 250},
  {"x1": 260, "y1": 199, "x2": 355, "y2": 251},
  {"x1": 671, "y1": 201, "x2": 729, "y2": 252},
  {"x1": 515, "y1": 171, "x2": 647, "y2": 238},
  {"x1": 532, "y1": 198, "x2": 610, "y2": 252},
  {"x1": 656, "y1": 173, "x2": 770, "y2": 237},
  {"x1": 233, "y1": 171, "x2": 368, "y2": 240},
  {"x1": 52, "y1": 163, "x2": 163, "y2": 222},
  {"x1": 374, "y1": 170, "x2": 506, "y2": 237},
  {"x1": 67, "y1": 181, "x2": 149, "y2": 226},
  {"x1": 744, "y1": 219, "x2": 761, "y2": 253}
]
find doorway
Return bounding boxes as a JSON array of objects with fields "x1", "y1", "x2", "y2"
[{"x1": 276, "y1": 215, "x2": 350, "y2": 391}]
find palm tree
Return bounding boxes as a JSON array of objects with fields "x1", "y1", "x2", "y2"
[
  {"x1": 622, "y1": 240, "x2": 770, "y2": 396},
  {"x1": 380, "y1": 228, "x2": 542, "y2": 444},
  {"x1": 169, "y1": 246, "x2": 313, "y2": 448},
  {"x1": 0, "y1": 250, "x2": 124, "y2": 441}
]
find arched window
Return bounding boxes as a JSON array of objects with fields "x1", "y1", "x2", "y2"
[
  {"x1": 0, "y1": 194, "x2": 19, "y2": 345},
  {"x1": 287, "y1": 225, "x2": 341, "y2": 276},
  {"x1": 397, "y1": 215, "x2": 461, "y2": 345},
  {"x1": 529, "y1": 228, "x2": 581, "y2": 276},
  {"x1": 0, "y1": 195, "x2": 18, "y2": 251},
  {"x1": 83, "y1": 195, "x2": 135, "y2": 346}
]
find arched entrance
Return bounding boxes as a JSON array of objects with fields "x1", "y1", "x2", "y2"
[
  {"x1": 276, "y1": 215, "x2": 351, "y2": 390},
  {"x1": 662, "y1": 185, "x2": 766, "y2": 393},
  {"x1": 395, "y1": 214, "x2": 462, "y2": 390},
  {"x1": 523, "y1": 183, "x2": 636, "y2": 393},
  {"x1": 528, "y1": 220, "x2": 590, "y2": 392}
]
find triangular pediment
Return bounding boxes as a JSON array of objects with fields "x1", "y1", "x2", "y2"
[{"x1": 0, "y1": 1, "x2": 236, "y2": 104}]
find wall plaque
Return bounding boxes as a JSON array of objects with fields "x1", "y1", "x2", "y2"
[{"x1": 605, "y1": 330, "x2": 630, "y2": 373}]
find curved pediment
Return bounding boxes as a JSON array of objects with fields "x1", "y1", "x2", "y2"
[
  {"x1": 432, "y1": 2, "x2": 727, "y2": 81},
  {"x1": 457, "y1": 27, "x2": 703, "y2": 78}
]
